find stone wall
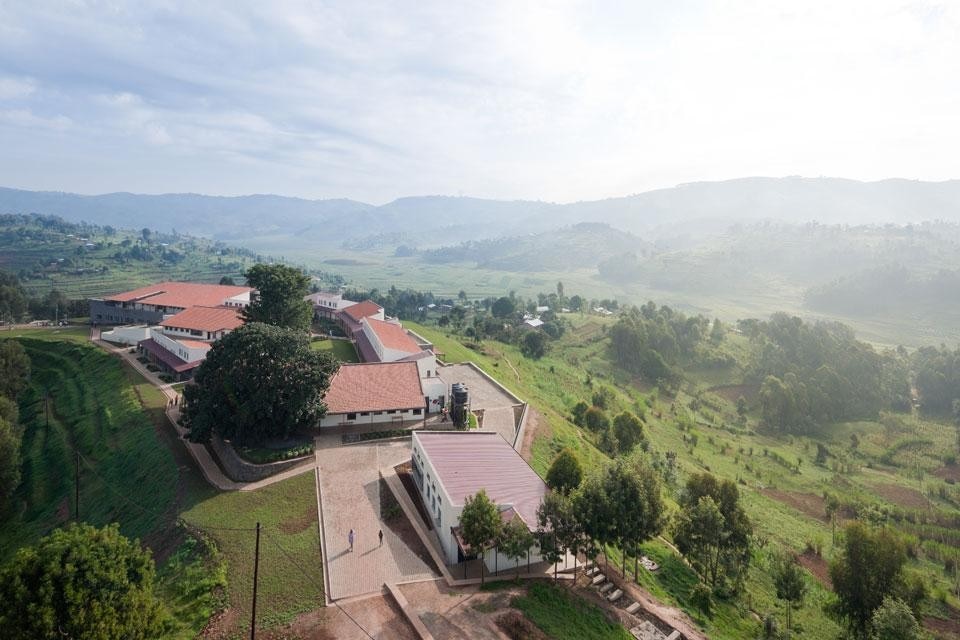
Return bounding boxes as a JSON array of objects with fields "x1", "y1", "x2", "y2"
[{"x1": 209, "y1": 433, "x2": 311, "y2": 483}]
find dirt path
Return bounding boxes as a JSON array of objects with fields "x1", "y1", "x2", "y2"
[{"x1": 520, "y1": 407, "x2": 548, "y2": 460}]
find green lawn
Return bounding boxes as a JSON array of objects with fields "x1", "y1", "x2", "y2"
[
  {"x1": 180, "y1": 472, "x2": 323, "y2": 634},
  {"x1": 310, "y1": 337, "x2": 359, "y2": 362},
  {"x1": 513, "y1": 582, "x2": 633, "y2": 640}
]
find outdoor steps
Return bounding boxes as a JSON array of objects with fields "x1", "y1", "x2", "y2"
[
  {"x1": 607, "y1": 589, "x2": 623, "y2": 602},
  {"x1": 591, "y1": 574, "x2": 606, "y2": 585},
  {"x1": 599, "y1": 582, "x2": 614, "y2": 594},
  {"x1": 665, "y1": 632, "x2": 681, "y2": 640},
  {"x1": 625, "y1": 602, "x2": 641, "y2": 614}
]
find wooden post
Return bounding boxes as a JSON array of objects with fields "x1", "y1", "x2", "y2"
[{"x1": 250, "y1": 522, "x2": 261, "y2": 640}]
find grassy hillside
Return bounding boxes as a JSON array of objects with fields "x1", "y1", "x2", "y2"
[
  {"x1": 0, "y1": 214, "x2": 258, "y2": 299},
  {"x1": 0, "y1": 329, "x2": 178, "y2": 558},
  {"x1": 408, "y1": 317, "x2": 960, "y2": 639},
  {"x1": 0, "y1": 328, "x2": 324, "y2": 638}
]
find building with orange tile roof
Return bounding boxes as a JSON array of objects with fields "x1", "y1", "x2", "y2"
[
  {"x1": 319, "y1": 362, "x2": 427, "y2": 428},
  {"x1": 90, "y1": 281, "x2": 253, "y2": 325}
]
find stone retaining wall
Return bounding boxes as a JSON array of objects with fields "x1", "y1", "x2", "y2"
[{"x1": 209, "y1": 433, "x2": 311, "y2": 482}]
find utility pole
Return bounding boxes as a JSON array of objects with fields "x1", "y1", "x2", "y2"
[
  {"x1": 75, "y1": 451, "x2": 80, "y2": 521},
  {"x1": 250, "y1": 522, "x2": 261, "y2": 640}
]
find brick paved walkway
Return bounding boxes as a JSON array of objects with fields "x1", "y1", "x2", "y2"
[{"x1": 316, "y1": 436, "x2": 439, "y2": 600}]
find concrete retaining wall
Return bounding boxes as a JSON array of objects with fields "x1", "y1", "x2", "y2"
[{"x1": 209, "y1": 433, "x2": 311, "y2": 482}]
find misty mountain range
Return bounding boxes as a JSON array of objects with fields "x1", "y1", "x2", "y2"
[{"x1": 4, "y1": 177, "x2": 960, "y2": 249}]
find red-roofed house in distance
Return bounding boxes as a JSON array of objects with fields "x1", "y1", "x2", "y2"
[{"x1": 411, "y1": 431, "x2": 550, "y2": 571}]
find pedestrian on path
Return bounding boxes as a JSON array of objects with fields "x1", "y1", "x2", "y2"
[
  {"x1": 348, "y1": 529, "x2": 354, "y2": 552},
  {"x1": 378, "y1": 529, "x2": 383, "y2": 547}
]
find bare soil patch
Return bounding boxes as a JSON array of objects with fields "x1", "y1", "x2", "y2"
[
  {"x1": 399, "y1": 579, "x2": 527, "y2": 640},
  {"x1": 925, "y1": 612, "x2": 960, "y2": 640},
  {"x1": 708, "y1": 383, "x2": 759, "y2": 404},
  {"x1": 934, "y1": 465, "x2": 960, "y2": 483},
  {"x1": 278, "y1": 504, "x2": 316, "y2": 535},
  {"x1": 264, "y1": 593, "x2": 416, "y2": 639},
  {"x1": 798, "y1": 549, "x2": 832, "y2": 590},
  {"x1": 762, "y1": 488, "x2": 827, "y2": 522},
  {"x1": 520, "y1": 407, "x2": 549, "y2": 460},
  {"x1": 872, "y1": 483, "x2": 930, "y2": 509}
]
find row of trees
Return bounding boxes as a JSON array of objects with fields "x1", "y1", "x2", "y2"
[{"x1": 745, "y1": 314, "x2": 910, "y2": 433}]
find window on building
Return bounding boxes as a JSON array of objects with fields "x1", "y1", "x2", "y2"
[
  {"x1": 360, "y1": 412, "x2": 369, "y2": 416},
  {"x1": 386, "y1": 409, "x2": 396, "y2": 414},
  {"x1": 347, "y1": 413, "x2": 357, "y2": 420},
  {"x1": 413, "y1": 408, "x2": 422, "y2": 415}
]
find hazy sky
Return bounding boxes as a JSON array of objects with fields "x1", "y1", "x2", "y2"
[{"x1": 1, "y1": 1, "x2": 958, "y2": 204}]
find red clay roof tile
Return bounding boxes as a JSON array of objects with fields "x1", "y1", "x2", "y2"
[{"x1": 324, "y1": 362, "x2": 424, "y2": 414}]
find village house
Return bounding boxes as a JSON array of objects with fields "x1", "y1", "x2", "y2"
[{"x1": 411, "y1": 431, "x2": 548, "y2": 572}]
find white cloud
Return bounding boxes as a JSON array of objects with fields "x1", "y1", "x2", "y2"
[{"x1": 0, "y1": 0, "x2": 958, "y2": 202}]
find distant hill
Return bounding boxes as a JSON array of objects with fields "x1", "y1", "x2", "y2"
[
  {"x1": 4, "y1": 178, "x2": 960, "y2": 251},
  {"x1": 420, "y1": 222, "x2": 653, "y2": 271}
]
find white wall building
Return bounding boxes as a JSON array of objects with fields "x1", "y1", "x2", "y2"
[{"x1": 411, "y1": 431, "x2": 548, "y2": 571}]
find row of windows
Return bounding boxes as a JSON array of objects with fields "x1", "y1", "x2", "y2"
[{"x1": 344, "y1": 408, "x2": 422, "y2": 420}]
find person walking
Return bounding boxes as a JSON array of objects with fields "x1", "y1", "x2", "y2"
[
  {"x1": 378, "y1": 529, "x2": 383, "y2": 547},
  {"x1": 348, "y1": 529, "x2": 354, "y2": 552}
]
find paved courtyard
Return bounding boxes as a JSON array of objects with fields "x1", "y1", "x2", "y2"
[
  {"x1": 316, "y1": 435, "x2": 439, "y2": 600},
  {"x1": 440, "y1": 363, "x2": 522, "y2": 445}
]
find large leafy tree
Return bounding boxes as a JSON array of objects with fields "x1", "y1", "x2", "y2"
[
  {"x1": 829, "y1": 521, "x2": 907, "y2": 639},
  {"x1": 184, "y1": 323, "x2": 338, "y2": 445},
  {"x1": 459, "y1": 489, "x2": 502, "y2": 585},
  {"x1": 0, "y1": 523, "x2": 165, "y2": 640},
  {"x1": 242, "y1": 263, "x2": 313, "y2": 331},
  {"x1": 612, "y1": 411, "x2": 646, "y2": 453},
  {"x1": 545, "y1": 448, "x2": 583, "y2": 495},
  {"x1": 673, "y1": 472, "x2": 752, "y2": 592}
]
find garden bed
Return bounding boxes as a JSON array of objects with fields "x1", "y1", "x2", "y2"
[{"x1": 342, "y1": 427, "x2": 412, "y2": 444}]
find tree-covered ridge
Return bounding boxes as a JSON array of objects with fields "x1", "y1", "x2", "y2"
[
  {"x1": 608, "y1": 302, "x2": 729, "y2": 384},
  {"x1": 742, "y1": 313, "x2": 910, "y2": 433}
]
